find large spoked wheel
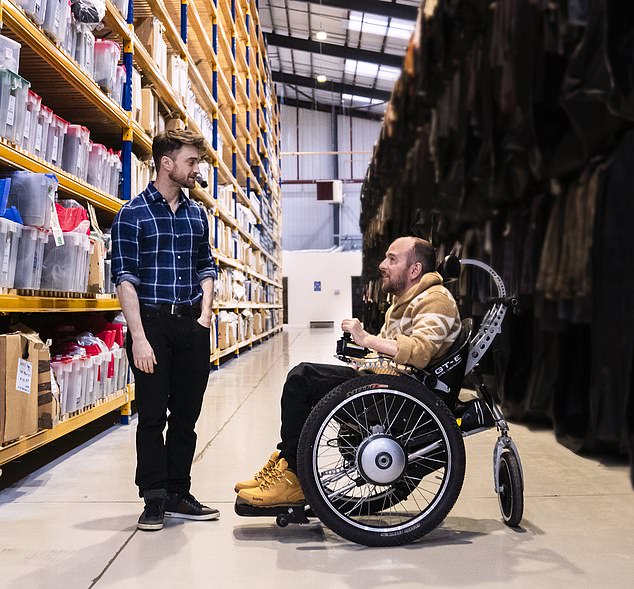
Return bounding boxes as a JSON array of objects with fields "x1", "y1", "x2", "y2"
[
  {"x1": 297, "y1": 375, "x2": 466, "y2": 546},
  {"x1": 497, "y1": 449, "x2": 524, "y2": 527}
]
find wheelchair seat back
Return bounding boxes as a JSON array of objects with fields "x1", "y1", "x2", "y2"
[{"x1": 413, "y1": 319, "x2": 472, "y2": 410}]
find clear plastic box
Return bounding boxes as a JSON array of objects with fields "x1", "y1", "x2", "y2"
[
  {"x1": 108, "y1": 151, "x2": 121, "y2": 196},
  {"x1": 94, "y1": 39, "x2": 121, "y2": 94},
  {"x1": 0, "y1": 35, "x2": 21, "y2": 74},
  {"x1": 50, "y1": 358, "x2": 72, "y2": 414},
  {"x1": 41, "y1": 230, "x2": 90, "y2": 292},
  {"x1": 112, "y1": 64, "x2": 126, "y2": 106},
  {"x1": 31, "y1": 104, "x2": 52, "y2": 159},
  {"x1": 74, "y1": 25, "x2": 95, "y2": 77},
  {"x1": 0, "y1": 217, "x2": 22, "y2": 288},
  {"x1": 43, "y1": 0, "x2": 71, "y2": 45},
  {"x1": 62, "y1": 124, "x2": 90, "y2": 179},
  {"x1": 112, "y1": 0, "x2": 128, "y2": 20},
  {"x1": 5, "y1": 171, "x2": 57, "y2": 228},
  {"x1": 0, "y1": 69, "x2": 30, "y2": 144},
  {"x1": 45, "y1": 114, "x2": 69, "y2": 168},
  {"x1": 15, "y1": 0, "x2": 46, "y2": 26},
  {"x1": 14, "y1": 225, "x2": 49, "y2": 289},
  {"x1": 87, "y1": 142, "x2": 107, "y2": 190},
  {"x1": 22, "y1": 90, "x2": 41, "y2": 151}
]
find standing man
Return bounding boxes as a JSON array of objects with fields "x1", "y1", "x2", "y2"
[{"x1": 112, "y1": 129, "x2": 219, "y2": 531}]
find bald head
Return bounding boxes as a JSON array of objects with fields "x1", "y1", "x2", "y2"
[{"x1": 378, "y1": 236, "x2": 437, "y2": 297}]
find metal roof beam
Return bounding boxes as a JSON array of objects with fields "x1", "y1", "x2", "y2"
[
  {"x1": 265, "y1": 33, "x2": 403, "y2": 69},
  {"x1": 295, "y1": 0, "x2": 418, "y2": 21},
  {"x1": 272, "y1": 71, "x2": 392, "y2": 102},
  {"x1": 278, "y1": 97, "x2": 384, "y2": 121}
]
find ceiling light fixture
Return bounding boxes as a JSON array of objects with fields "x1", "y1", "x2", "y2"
[
  {"x1": 316, "y1": 74, "x2": 327, "y2": 83},
  {"x1": 315, "y1": 30, "x2": 328, "y2": 41}
]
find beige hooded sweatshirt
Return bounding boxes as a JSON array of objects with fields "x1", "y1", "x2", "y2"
[{"x1": 379, "y1": 271, "x2": 461, "y2": 370}]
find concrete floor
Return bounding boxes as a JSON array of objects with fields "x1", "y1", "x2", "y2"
[{"x1": 0, "y1": 328, "x2": 632, "y2": 588}]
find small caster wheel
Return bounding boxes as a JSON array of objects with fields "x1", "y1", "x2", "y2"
[{"x1": 276, "y1": 515, "x2": 289, "y2": 528}]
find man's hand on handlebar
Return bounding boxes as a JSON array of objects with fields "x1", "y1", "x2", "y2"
[{"x1": 341, "y1": 318, "x2": 370, "y2": 347}]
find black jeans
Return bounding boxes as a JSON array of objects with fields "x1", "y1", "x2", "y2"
[
  {"x1": 277, "y1": 362, "x2": 359, "y2": 471},
  {"x1": 127, "y1": 310, "x2": 211, "y2": 498}
]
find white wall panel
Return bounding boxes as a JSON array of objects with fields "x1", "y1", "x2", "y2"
[
  {"x1": 298, "y1": 109, "x2": 334, "y2": 180},
  {"x1": 281, "y1": 184, "x2": 333, "y2": 250}
]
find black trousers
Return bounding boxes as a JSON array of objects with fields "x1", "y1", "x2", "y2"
[
  {"x1": 127, "y1": 311, "x2": 211, "y2": 498},
  {"x1": 277, "y1": 362, "x2": 359, "y2": 471}
]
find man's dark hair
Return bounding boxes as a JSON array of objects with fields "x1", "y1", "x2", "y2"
[
  {"x1": 152, "y1": 129, "x2": 206, "y2": 172},
  {"x1": 407, "y1": 237, "x2": 437, "y2": 274}
]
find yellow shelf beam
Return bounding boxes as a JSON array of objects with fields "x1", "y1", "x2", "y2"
[
  {"x1": 0, "y1": 294, "x2": 121, "y2": 313},
  {"x1": 0, "y1": 141, "x2": 124, "y2": 214},
  {"x1": 211, "y1": 325, "x2": 282, "y2": 363},
  {"x1": 0, "y1": 388, "x2": 134, "y2": 467}
]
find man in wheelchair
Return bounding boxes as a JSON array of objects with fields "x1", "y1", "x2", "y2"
[{"x1": 234, "y1": 236, "x2": 493, "y2": 508}]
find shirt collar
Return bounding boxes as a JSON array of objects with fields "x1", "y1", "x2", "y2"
[{"x1": 144, "y1": 182, "x2": 191, "y2": 207}]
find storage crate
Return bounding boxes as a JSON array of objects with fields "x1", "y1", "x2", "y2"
[
  {"x1": 43, "y1": 0, "x2": 71, "y2": 45},
  {"x1": 74, "y1": 25, "x2": 95, "y2": 77},
  {"x1": 22, "y1": 90, "x2": 41, "y2": 151},
  {"x1": 87, "y1": 142, "x2": 108, "y2": 190},
  {"x1": 0, "y1": 35, "x2": 21, "y2": 74},
  {"x1": 0, "y1": 68, "x2": 30, "y2": 144},
  {"x1": 41, "y1": 231, "x2": 90, "y2": 292},
  {"x1": 14, "y1": 225, "x2": 49, "y2": 289},
  {"x1": 31, "y1": 104, "x2": 52, "y2": 159},
  {"x1": 4, "y1": 171, "x2": 58, "y2": 228},
  {"x1": 45, "y1": 114, "x2": 68, "y2": 168},
  {"x1": 62, "y1": 124, "x2": 90, "y2": 179},
  {"x1": 15, "y1": 0, "x2": 46, "y2": 26},
  {"x1": 94, "y1": 39, "x2": 120, "y2": 94},
  {"x1": 0, "y1": 217, "x2": 22, "y2": 288}
]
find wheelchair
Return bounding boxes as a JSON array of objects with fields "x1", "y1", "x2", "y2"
[{"x1": 235, "y1": 257, "x2": 524, "y2": 547}]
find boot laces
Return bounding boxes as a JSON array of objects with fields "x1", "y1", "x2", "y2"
[{"x1": 258, "y1": 463, "x2": 286, "y2": 490}]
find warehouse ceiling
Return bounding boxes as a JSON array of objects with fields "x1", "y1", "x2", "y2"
[{"x1": 259, "y1": 0, "x2": 418, "y2": 120}]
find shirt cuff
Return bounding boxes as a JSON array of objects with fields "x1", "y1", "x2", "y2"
[
  {"x1": 198, "y1": 267, "x2": 217, "y2": 282},
  {"x1": 114, "y1": 272, "x2": 141, "y2": 288}
]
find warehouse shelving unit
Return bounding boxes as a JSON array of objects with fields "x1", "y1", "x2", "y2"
[{"x1": 0, "y1": 0, "x2": 282, "y2": 466}]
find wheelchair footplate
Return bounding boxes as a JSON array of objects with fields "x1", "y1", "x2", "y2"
[{"x1": 234, "y1": 497, "x2": 313, "y2": 527}]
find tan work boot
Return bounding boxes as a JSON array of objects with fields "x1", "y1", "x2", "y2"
[
  {"x1": 237, "y1": 458, "x2": 305, "y2": 507},
  {"x1": 234, "y1": 451, "x2": 280, "y2": 492}
]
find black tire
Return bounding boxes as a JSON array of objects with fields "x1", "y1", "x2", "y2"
[
  {"x1": 297, "y1": 375, "x2": 466, "y2": 546},
  {"x1": 498, "y1": 449, "x2": 524, "y2": 527}
]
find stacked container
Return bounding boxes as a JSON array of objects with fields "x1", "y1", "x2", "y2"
[
  {"x1": 87, "y1": 142, "x2": 108, "y2": 190},
  {"x1": 22, "y1": 90, "x2": 41, "y2": 151},
  {"x1": 45, "y1": 114, "x2": 69, "y2": 168},
  {"x1": 5, "y1": 171, "x2": 57, "y2": 229},
  {"x1": 74, "y1": 25, "x2": 95, "y2": 77},
  {"x1": 62, "y1": 124, "x2": 90, "y2": 179},
  {"x1": 94, "y1": 39, "x2": 121, "y2": 95},
  {"x1": 40, "y1": 231, "x2": 91, "y2": 292},
  {"x1": 0, "y1": 69, "x2": 31, "y2": 143},
  {"x1": 111, "y1": 65, "x2": 126, "y2": 106},
  {"x1": 32, "y1": 104, "x2": 52, "y2": 159},
  {"x1": 15, "y1": 0, "x2": 46, "y2": 25},
  {"x1": 0, "y1": 217, "x2": 22, "y2": 288},
  {"x1": 14, "y1": 226, "x2": 49, "y2": 289},
  {"x1": 0, "y1": 36, "x2": 21, "y2": 74},
  {"x1": 43, "y1": 0, "x2": 71, "y2": 45}
]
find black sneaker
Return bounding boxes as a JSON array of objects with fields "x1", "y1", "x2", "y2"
[
  {"x1": 165, "y1": 493, "x2": 220, "y2": 521},
  {"x1": 138, "y1": 497, "x2": 165, "y2": 531},
  {"x1": 458, "y1": 399, "x2": 495, "y2": 433}
]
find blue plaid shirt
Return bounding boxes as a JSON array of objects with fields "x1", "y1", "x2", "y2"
[{"x1": 111, "y1": 182, "x2": 217, "y2": 305}]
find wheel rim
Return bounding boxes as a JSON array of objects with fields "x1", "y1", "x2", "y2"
[
  {"x1": 311, "y1": 388, "x2": 455, "y2": 533},
  {"x1": 498, "y1": 456, "x2": 513, "y2": 520}
]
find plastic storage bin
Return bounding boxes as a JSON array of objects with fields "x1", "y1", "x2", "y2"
[
  {"x1": 0, "y1": 69, "x2": 30, "y2": 143},
  {"x1": 22, "y1": 90, "x2": 41, "y2": 151},
  {"x1": 74, "y1": 25, "x2": 95, "y2": 77},
  {"x1": 4, "y1": 171, "x2": 58, "y2": 228},
  {"x1": 87, "y1": 142, "x2": 107, "y2": 190},
  {"x1": 15, "y1": 0, "x2": 46, "y2": 25},
  {"x1": 45, "y1": 114, "x2": 69, "y2": 168},
  {"x1": 62, "y1": 124, "x2": 90, "y2": 179},
  {"x1": 14, "y1": 226, "x2": 49, "y2": 289},
  {"x1": 112, "y1": 0, "x2": 128, "y2": 19},
  {"x1": 108, "y1": 151, "x2": 121, "y2": 197},
  {"x1": 0, "y1": 35, "x2": 21, "y2": 74},
  {"x1": 112, "y1": 64, "x2": 126, "y2": 106},
  {"x1": 32, "y1": 104, "x2": 52, "y2": 159},
  {"x1": 0, "y1": 217, "x2": 22, "y2": 288},
  {"x1": 41, "y1": 230, "x2": 90, "y2": 291},
  {"x1": 43, "y1": 0, "x2": 71, "y2": 44},
  {"x1": 94, "y1": 39, "x2": 120, "y2": 94}
]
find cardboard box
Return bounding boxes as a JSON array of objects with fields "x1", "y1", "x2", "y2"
[
  {"x1": 0, "y1": 333, "x2": 39, "y2": 443},
  {"x1": 140, "y1": 88, "x2": 157, "y2": 135},
  {"x1": 135, "y1": 17, "x2": 167, "y2": 75},
  {"x1": 88, "y1": 237, "x2": 106, "y2": 294},
  {"x1": 218, "y1": 320, "x2": 236, "y2": 350},
  {"x1": 253, "y1": 312, "x2": 263, "y2": 336}
]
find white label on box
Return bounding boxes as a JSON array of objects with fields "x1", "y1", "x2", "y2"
[
  {"x1": 7, "y1": 95, "x2": 16, "y2": 127},
  {"x1": 35, "y1": 1, "x2": 42, "y2": 13},
  {"x1": 52, "y1": 136, "x2": 59, "y2": 162},
  {"x1": 50, "y1": 200, "x2": 64, "y2": 246},
  {"x1": 16, "y1": 359, "x2": 33, "y2": 394},
  {"x1": 23, "y1": 114, "x2": 31, "y2": 140},
  {"x1": 35, "y1": 123, "x2": 43, "y2": 152}
]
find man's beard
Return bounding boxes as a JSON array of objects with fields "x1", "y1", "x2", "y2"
[
  {"x1": 382, "y1": 273, "x2": 407, "y2": 296},
  {"x1": 169, "y1": 168, "x2": 196, "y2": 189}
]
